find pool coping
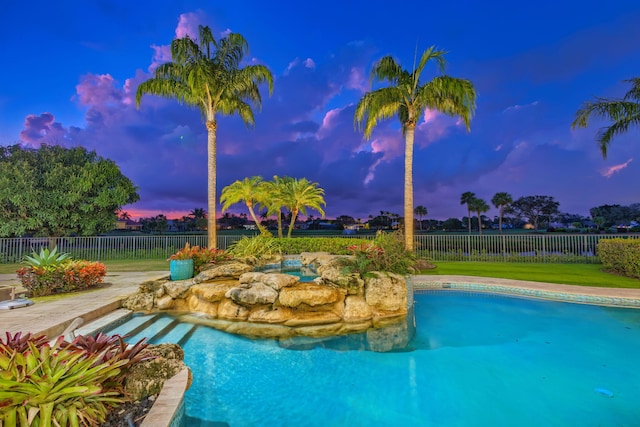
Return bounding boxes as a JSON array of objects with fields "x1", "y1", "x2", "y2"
[{"x1": 411, "y1": 274, "x2": 640, "y2": 308}]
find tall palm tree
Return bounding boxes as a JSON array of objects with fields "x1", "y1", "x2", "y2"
[
  {"x1": 136, "y1": 25, "x2": 274, "y2": 248},
  {"x1": 572, "y1": 78, "x2": 640, "y2": 158},
  {"x1": 355, "y1": 46, "x2": 476, "y2": 251},
  {"x1": 468, "y1": 197, "x2": 489, "y2": 235},
  {"x1": 281, "y1": 178, "x2": 326, "y2": 238},
  {"x1": 220, "y1": 176, "x2": 269, "y2": 235},
  {"x1": 491, "y1": 192, "x2": 513, "y2": 236},
  {"x1": 414, "y1": 205, "x2": 428, "y2": 230},
  {"x1": 460, "y1": 191, "x2": 476, "y2": 234}
]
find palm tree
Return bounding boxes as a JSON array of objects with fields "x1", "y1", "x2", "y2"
[
  {"x1": 281, "y1": 178, "x2": 326, "y2": 238},
  {"x1": 261, "y1": 175, "x2": 293, "y2": 238},
  {"x1": 414, "y1": 205, "x2": 428, "y2": 230},
  {"x1": 136, "y1": 25, "x2": 274, "y2": 248},
  {"x1": 189, "y1": 208, "x2": 207, "y2": 219},
  {"x1": 468, "y1": 197, "x2": 490, "y2": 235},
  {"x1": 220, "y1": 176, "x2": 269, "y2": 235},
  {"x1": 572, "y1": 78, "x2": 640, "y2": 158},
  {"x1": 118, "y1": 211, "x2": 131, "y2": 221},
  {"x1": 460, "y1": 191, "x2": 476, "y2": 234},
  {"x1": 491, "y1": 192, "x2": 513, "y2": 236},
  {"x1": 355, "y1": 46, "x2": 476, "y2": 251}
]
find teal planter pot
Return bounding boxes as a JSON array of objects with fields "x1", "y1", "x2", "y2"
[{"x1": 170, "y1": 259, "x2": 194, "y2": 281}]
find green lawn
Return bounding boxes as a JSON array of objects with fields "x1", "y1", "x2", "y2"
[{"x1": 421, "y1": 262, "x2": 640, "y2": 289}]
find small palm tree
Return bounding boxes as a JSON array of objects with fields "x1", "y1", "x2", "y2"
[
  {"x1": 261, "y1": 175, "x2": 293, "y2": 238},
  {"x1": 468, "y1": 197, "x2": 489, "y2": 235},
  {"x1": 281, "y1": 178, "x2": 326, "y2": 238},
  {"x1": 189, "y1": 208, "x2": 207, "y2": 219},
  {"x1": 220, "y1": 176, "x2": 269, "y2": 235},
  {"x1": 491, "y1": 192, "x2": 513, "y2": 236},
  {"x1": 572, "y1": 77, "x2": 640, "y2": 158},
  {"x1": 136, "y1": 25, "x2": 274, "y2": 248},
  {"x1": 460, "y1": 192, "x2": 476, "y2": 234},
  {"x1": 414, "y1": 205, "x2": 428, "y2": 230},
  {"x1": 355, "y1": 46, "x2": 476, "y2": 250}
]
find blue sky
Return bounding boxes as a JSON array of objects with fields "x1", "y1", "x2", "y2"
[{"x1": 2, "y1": 1, "x2": 639, "y2": 221}]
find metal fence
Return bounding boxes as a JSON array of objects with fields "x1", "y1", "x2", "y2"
[
  {"x1": 414, "y1": 233, "x2": 640, "y2": 263},
  {"x1": 1, "y1": 233, "x2": 638, "y2": 264}
]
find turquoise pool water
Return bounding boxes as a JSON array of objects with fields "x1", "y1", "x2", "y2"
[{"x1": 105, "y1": 291, "x2": 640, "y2": 426}]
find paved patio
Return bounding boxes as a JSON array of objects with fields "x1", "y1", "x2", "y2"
[{"x1": 0, "y1": 271, "x2": 167, "y2": 338}]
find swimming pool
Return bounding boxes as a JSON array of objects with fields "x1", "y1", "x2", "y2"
[{"x1": 103, "y1": 291, "x2": 640, "y2": 426}]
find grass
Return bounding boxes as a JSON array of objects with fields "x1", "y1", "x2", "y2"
[{"x1": 421, "y1": 262, "x2": 640, "y2": 289}]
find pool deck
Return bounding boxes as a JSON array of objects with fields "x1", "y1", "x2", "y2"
[{"x1": 0, "y1": 271, "x2": 167, "y2": 338}]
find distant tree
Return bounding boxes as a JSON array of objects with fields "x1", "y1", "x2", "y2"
[
  {"x1": 414, "y1": 205, "x2": 428, "y2": 230},
  {"x1": 189, "y1": 208, "x2": 207, "y2": 219},
  {"x1": 509, "y1": 195, "x2": 560, "y2": 230},
  {"x1": 0, "y1": 144, "x2": 139, "y2": 238},
  {"x1": 281, "y1": 178, "x2": 326, "y2": 238},
  {"x1": 155, "y1": 214, "x2": 168, "y2": 233},
  {"x1": 460, "y1": 192, "x2": 476, "y2": 234},
  {"x1": 491, "y1": 192, "x2": 513, "y2": 236},
  {"x1": 136, "y1": 25, "x2": 274, "y2": 248},
  {"x1": 442, "y1": 217, "x2": 464, "y2": 231},
  {"x1": 468, "y1": 197, "x2": 490, "y2": 235},
  {"x1": 220, "y1": 176, "x2": 269, "y2": 235},
  {"x1": 261, "y1": 175, "x2": 293, "y2": 238},
  {"x1": 355, "y1": 46, "x2": 476, "y2": 250},
  {"x1": 118, "y1": 211, "x2": 131, "y2": 221},
  {"x1": 589, "y1": 204, "x2": 640, "y2": 226},
  {"x1": 572, "y1": 77, "x2": 640, "y2": 158},
  {"x1": 593, "y1": 216, "x2": 606, "y2": 231}
]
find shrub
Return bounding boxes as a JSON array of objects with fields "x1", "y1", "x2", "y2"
[
  {"x1": 227, "y1": 235, "x2": 282, "y2": 259},
  {"x1": 274, "y1": 237, "x2": 372, "y2": 255},
  {"x1": 0, "y1": 335, "x2": 127, "y2": 427},
  {"x1": 597, "y1": 238, "x2": 640, "y2": 279},
  {"x1": 341, "y1": 231, "x2": 415, "y2": 275},
  {"x1": 17, "y1": 260, "x2": 107, "y2": 297},
  {"x1": 23, "y1": 246, "x2": 72, "y2": 268},
  {"x1": 168, "y1": 243, "x2": 232, "y2": 273}
]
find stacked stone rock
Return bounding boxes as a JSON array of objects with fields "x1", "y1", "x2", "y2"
[{"x1": 123, "y1": 252, "x2": 408, "y2": 339}]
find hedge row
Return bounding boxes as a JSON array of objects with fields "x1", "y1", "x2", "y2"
[
  {"x1": 597, "y1": 238, "x2": 640, "y2": 279},
  {"x1": 274, "y1": 237, "x2": 372, "y2": 255}
]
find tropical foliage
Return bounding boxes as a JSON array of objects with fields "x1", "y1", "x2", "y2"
[
  {"x1": 167, "y1": 242, "x2": 232, "y2": 273},
  {"x1": 572, "y1": 77, "x2": 640, "y2": 158},
  {"x1": 342, "y1": 231, "x2": 416, "y2": 275},
  {"x1": 281, "y1": 178, "x2": 326, "y2": 238},
  {"x1": 17, "y1": 260, "x2": 107, "y2": 297},
  {"x1": 221, "y1": 176, "x2": 269, "y2": 235},
  {"x1": 0, "y1": 332, "x2": 149, "y2": 427},
  {"x1": 507, "y1": 195, "x2": 560, "y2": 230},
  {"x1": 468, "y1": 197, "x2": 490, "y2": 235},
  {"x1": 414, "y1": 205, "x2": 428, "y2": 230},
  {"x1": 0, "y1": 144, "x2": 139, "y2": 238},
  {"x1": 136, "y1": 25, "x2": 274, "y2": 248},
  {"x1": 355, "y1": 46, "x2": 476, "y2": 250},
  {"x1": 597, "y1": 238, "x2": 640, "y2": 279}
]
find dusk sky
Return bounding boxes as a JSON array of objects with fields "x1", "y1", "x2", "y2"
[{"x1": 2, "y1": 1, "x2": 639, "y2": 222}]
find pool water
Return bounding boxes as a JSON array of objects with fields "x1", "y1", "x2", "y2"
[{"x1": 105, "y1": 291, "x2": 640, "y2": 426}]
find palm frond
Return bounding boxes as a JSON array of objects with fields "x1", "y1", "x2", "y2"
[{"x1": 354, "y1": 87, "x2": 404, "y2": 138}]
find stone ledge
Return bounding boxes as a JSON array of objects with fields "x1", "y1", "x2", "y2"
[{"x1": 140, "y1": 368, "x2": 191, "y2": 427}]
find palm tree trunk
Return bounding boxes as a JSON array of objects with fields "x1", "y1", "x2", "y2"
[
  {"x1": 499, "y1": 206, "x2": 503, "y2": 236},
  {"x1": 404, "y1": 127, "x2": 415, "y2": 251},
  {"x1": 467, "y1": 207, "x2": 472, "y2": 234},
  {"x1": 287, "y1": 208, "x2": 298, "y2": 238},
  {"x1": 247, "y1": 204, "x2": 268, "y2": 235},
  {"x1": 277, "y1": 211, "x2": 283, "y2": 238},
  {"x1": 477, "y1": 211, "x2": 483, "y2": 235},
  {"x1": 206, "y1": 119, "x2": 218, "y2": 248}
]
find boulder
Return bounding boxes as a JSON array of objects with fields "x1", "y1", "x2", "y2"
[
  {"x1": 186, "y1": 294, "x2": 218, "y2": 316},
  {"x1": 122, "y1": 292, "x2": 154, "y2": 311},
  {"x1": 163, "y1": 278, "x2": 195, "y2": 299},
  {"x1": 193, "y1": 262, "x2": 253, "y2": 283},
  {"x1": 138, "y1": 278, "x2": 169, "y2": 294},
  {"x1": 156, "y1": 295, "x2": 174, "y2": 310},
  {"x1": 261, "y1": 273, "x2": 299, "y2": 290},
  {"x1": 239, "y1": 272, "x2": 266, "y2": 284},
  {"x1": 217, "y1": 299, "x2": 250, "y2": 320},
  {"x1": 226, "y1": 283, "x2": 278, "y2": 306},
  {"x1": 190, "y1": 282, "x2": 238, "y2": 302},
  {"x1": 317, "y1": 265, "x2": 364, "y2": 295},
  {"x1": 364, "y1": 272, "x2": 407, "y2": 312},
  {"x1": 343, "y1": 295, "x2": 373, "y2": 322},
  {"x1": 283, "y1": 311, "x2": 341, "y2": 326},
  {"x1": 247, "y1": 306, "x2": 294, "y2": 323},
  {"x1": 278, "y1": 283, "x2": 344, "y2": 308},
  {"x1": 124, "y1": 343, "x2": 190, "y2": 401}
]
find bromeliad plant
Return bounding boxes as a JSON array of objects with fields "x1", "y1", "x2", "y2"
[
  {"x1": 16, "y1": 247, "x2": 107, "y2": 297},
  {"x1": 342, "y1": 231, "x2": 416, "y2": 275},
  {"x1": 0, "y1": 332, "x2": 147, "y2": 427}
]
